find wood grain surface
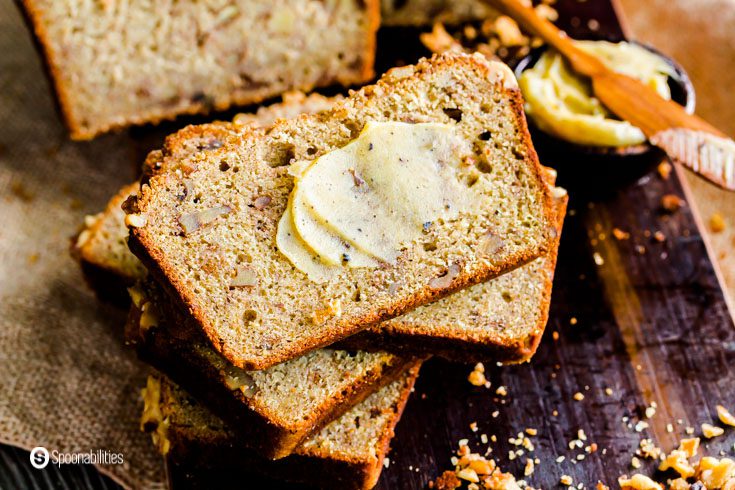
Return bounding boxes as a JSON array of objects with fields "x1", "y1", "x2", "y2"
[
  {"x1": 617, "y1": 0, "x2": 735, "y2": 313},
  {"x1": 2, "y1": 1, "x2": 734, "y2": 489}
]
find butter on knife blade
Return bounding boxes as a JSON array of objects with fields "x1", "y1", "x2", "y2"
[{"x1": 650, "y1": 129, "x2": 735, "y2": 191}]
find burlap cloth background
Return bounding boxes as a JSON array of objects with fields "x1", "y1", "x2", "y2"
[
  {"x1": 0, "y1": 1, "x2": 733, "y2": 489},
  {"x1": 0, "y1": 1, "x2": 164, "y2": 488}
]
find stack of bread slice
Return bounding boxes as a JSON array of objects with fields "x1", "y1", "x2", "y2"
[{"x1": 74, "y1": 52, "x2": 567, "y2": 489}]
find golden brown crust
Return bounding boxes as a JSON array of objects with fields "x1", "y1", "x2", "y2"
[
  {"x1": 16, "y1": 0, "x2": 380, "y2": 140},
  {"x1": 16, "y1": 0, "x2": 79, "y2": 136},
  {"x1": 128, "y1": 53, "x2": 558, "y2": 370},
  {"x1": 162, "y1": 361, "x2": 421, "y2": 490}
]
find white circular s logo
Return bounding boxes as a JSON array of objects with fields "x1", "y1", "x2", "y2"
[{"x1": 30, "y1": 447, "x2": 49, "y2": 469}]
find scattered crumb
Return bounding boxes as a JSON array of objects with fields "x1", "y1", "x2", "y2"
[
  {"x1": 658, "y1": 161, "x2": 672, "y2": 180},
  {"x1": 560, "y1": 475, "x2": 573, "y2": 486},
  {"x1": 605, "y1": 388, "x2": 613, "y2": 396},
  {"x1": 430, "y1": 470, "x2": 462, "y2": 490},
  {"x1": 653, "y1": 231, "x2": 666, "y2": 243},
  {"x1": 618, "y1": 474, "x2": 662, "y2": 489},
  {"x1": 495, "y1": 386, "x2": 507, "y2": 396},
  {"x1": 613, "y1": 228, "x2": 631, "y2": 240},
  {"x1": 593, "y1": 252, "x2": 604, "y2": 266},
  {"x1": 661, "y1": 194, "x2": 685, "y2": 212},
  {"x1": 631, "y1": 456, "x2": 641, "y2": 469},
  {"x1": 468, "y1": 363, "x2": 486, "y2": 387},
  {"x1": 552, "y1": 331, "x2": 560, "y2": 341},
  {"x1": 524, "y1": 458, "x2": 534, "y2": 476},
  {"x1": 428, "y1": 441, "x2": 523, "y2": 490},
  {"x1": 637, "y1": 438, "x2": 661, "y2": 459},
  {"x1": 573, "y1": 392, "x2": 584, "y2": 401},
  {"x1": 635, "y1": 245, "x2": 646, "y2": 254},
  {"x1": 570, "y1": 317, "x2": 578, "y2": 325},
  {"x1": 678, "y1": 437, "x2": 700, "y2": 458},
  {"x1": 702, "y1": 423, "x2": 725, "y2": 439},
  {"x1": 717, "y1": 405, "x2": 735, "y2": 427},
  {"x1": 645, "y1": 405, "x2": 657, "y2": 419},
  {"x1": 709, "y1": 213, "x2": 726, "y2": 233}
]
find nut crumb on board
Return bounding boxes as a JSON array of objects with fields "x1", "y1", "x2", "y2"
[
  {"x1": 428, "y1": 442, "x2": 522, "y2": 490},
  {"x1": 702, "y1": 423, "x2": 725, "y2": 439},
  {"x1": 468, "y1": 363, "x2": 487, "y2": 387},
  {"x1": 613, "y1": 228, "x2": 631, "y2": 240},
  {"x1": 717, "y1": 405, "x2": 735, "y2": 427},
  {"x1": 658, "y1": 161, "x2": 672, "y2": 180},
  {"x1": 661, "y1": 194, "x2": 685, "y2": 212},
  {"x1": 709, "y1": 212, "x2": 726, "y2": 233}
]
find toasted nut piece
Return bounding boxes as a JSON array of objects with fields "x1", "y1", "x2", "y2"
[
  {"x1": 126, "y1": 213, "x2": 147, "y2": 228},
  {"x1": 230, "y1": 266, "x2": 258, "y2": 288},
  {"x1": 456, "y1": 468, "x2": 479, "y2": 483},
  {"x1": 658, "y1": 161, "x2": 672, "y2": 180},
  {"x1": 480, "y1": 232, "x2": 506, "y2": 257},
  {"x1": 697, "y1": 457, "x2": 735, "y2": 488},
  {"x1": 703, "y1": 423, "x2": 725, "y2": 439},
  {"x1": 709, "y1": 212, "x2": 726, "y2": 233},
  {"x1": 613, "y1": 228, "x2": 630, "y2": 240},
  {"x1": 668, "y1": 478, "x2": 690, "y2": 490},
  {"x1": 717, "y1": 405, "x2": 735, "y2": 427},
  {"x1": 468, "y1": 369, "x2": 486, "y2": 387},
  {"x1": 678, "y1": 437, "x2": 700, "y2": 458},
  {"x1": 661, "y1": 194, "x2": 685, "y2": 212},
  {"x1": 179, "y1": 205, "x2": 231, "y2": 234},
  {"x1": 618, "y1": 474, "x2": 663, "y2": 490},
  {"x1": 429, "y1": 263, "x2": 461, "y2": 289},
  {"x1": 253, "y1": 196, "x2": 272, "y2": 210},
  {"x1": 469, "y1": 459, "x2": 494, "y2": 475},
  {"x1": 659, "y1": 450, "x2": 696, "y2": 478}
]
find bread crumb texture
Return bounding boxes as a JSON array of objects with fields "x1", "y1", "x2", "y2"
[{"x1": 21, "y1": 0, "x2": 377, "y2": 138}]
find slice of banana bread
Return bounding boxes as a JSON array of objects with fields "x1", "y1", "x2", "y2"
[
  {"x1": 17, "y1": 0, "x2": 377, "y2": 139},
  {"x1": 73, "y1": 182, "x2": 147, "y2": 305},
  {"x1": 126, "y1": 52, "x2": 558, "y2": 370},
  {"x1": 142, "y1": 364, "x2": 420, "y2": 490},
  {"x1": 127, "y1": 280, "x2": 413, "y2": 460}
]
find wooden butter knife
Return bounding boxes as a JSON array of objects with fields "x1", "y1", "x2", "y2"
[{"x1": 484, "y1": 0, "x2": 735, "y2": 191}]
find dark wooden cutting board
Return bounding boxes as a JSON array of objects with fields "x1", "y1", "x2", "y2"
[{"x1": 3, "y1": 0, "x2": 733, "y2": 489}]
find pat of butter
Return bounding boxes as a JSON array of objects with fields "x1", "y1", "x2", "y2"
[
  {"x1": 277, "y1": 121, "x2": 470, "y2": 282},
  {"x1": 519, "y1": 40, "x2": 674, "y2": 147}
]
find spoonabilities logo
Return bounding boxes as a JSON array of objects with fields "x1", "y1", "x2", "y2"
[{"x1": 30, "y1": 447, "x2": 49, "y2": 469}]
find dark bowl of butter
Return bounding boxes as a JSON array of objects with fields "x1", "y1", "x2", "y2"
[{"x1": 514, "y1": 37, "x2": 695, "y2": 160}]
